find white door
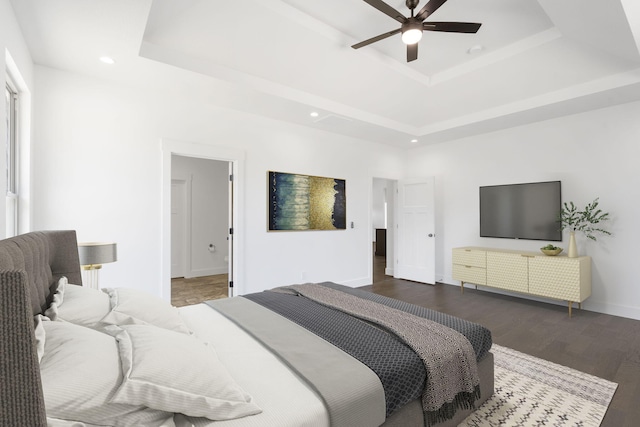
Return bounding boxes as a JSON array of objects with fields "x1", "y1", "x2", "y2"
[
  {"x1": 171, "y1": 180, "x2": 187, "y2": 278},
  {"x1": 395, "y1": 177, "x2": 436, "y2": 284}
]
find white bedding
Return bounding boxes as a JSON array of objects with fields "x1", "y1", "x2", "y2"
[{"x1": 177, "y1": 303, "x2": 330, "y2": 427}]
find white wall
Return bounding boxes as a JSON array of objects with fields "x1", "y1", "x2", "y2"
[
  {"x1": 29, "y1": 64, "x2": 640, "y2": 320},
  {"x1": 406, "y1": 100, "x2": 640, "y2": 320},
  {"x1": 172, "y1": 155, "x2": 229, "y2": 277},
  {"x1": 31, "y1": 66, "x2": 406, "y2": 296},
  {"x1": 0, "y1": 0, "x2": 34, "y2": 237}
]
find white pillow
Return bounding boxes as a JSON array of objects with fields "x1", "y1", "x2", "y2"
[
  {"x1": 106, "y1": 324, "x2": 261, "y2": 421},
  {"x1": 40, "y1": 321, "x2": 174, "y2": 426},
  {"x1": 46, "y1": 279, "x2": 190, "y2": 334},
  {"x1": 34, "y1": 314, "x2": 47, "y2": 363},
  {"x1": 43, "y1": 276, "x2": 65, "y2": 320},
  {"x1": 44, "y1": 277, "x2": 111, "y2": 326},
  {"x1": 101, "y1": 287, "x2": 191, "y2": 334},
  {"x1": 48, "y1": 276, "x2": 67, "y2": 310}
]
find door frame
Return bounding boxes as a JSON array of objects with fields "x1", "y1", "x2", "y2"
[{"x1": 161, "y1": 139, "x2": 245, "y2": 301}]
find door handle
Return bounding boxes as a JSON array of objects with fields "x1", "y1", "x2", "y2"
[{"x1": 428, "y1": 233, "x2": 434, "y2": 237}]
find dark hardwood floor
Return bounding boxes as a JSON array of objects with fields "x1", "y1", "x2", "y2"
[{"x1": 365, "y1": 253, "x2": 640, "y2": 427}]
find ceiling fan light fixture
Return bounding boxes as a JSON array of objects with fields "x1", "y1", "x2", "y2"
[
  {"x1": 402, "y1": 28, "x2": 422, "y2": 45},
  {"x1": 352, "y1": 0, "x2": 482, "y2": 62},
  {"x1": 401, "y1": 21, "x2": 423, "y2": 45}
]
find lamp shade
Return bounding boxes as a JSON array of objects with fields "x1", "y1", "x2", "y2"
[{"x1": 78, "y1": 242, "x2": 117, "y2": 266}]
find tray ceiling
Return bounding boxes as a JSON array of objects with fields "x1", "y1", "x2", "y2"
[{"x1": 11, "y1": 0, "x2": 640, "y2": 147}]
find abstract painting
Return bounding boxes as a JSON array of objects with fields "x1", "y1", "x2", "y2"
[{"x1": 268, "y1": 171, "x2": 346, "y2": 231}]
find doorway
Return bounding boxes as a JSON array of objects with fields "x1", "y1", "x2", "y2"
[
  {"x1": 372, "y1": 178, "x2": 393, "y2": 284},
  {"x1": 161, "y1": 139, "x2": 244, "y2": 303},
  {"x1": 170, "y1": 155, "x2": 230, "y2": 306},
  {"x1": 371, "y1": 176, "x2": 436, "y2": 286}
]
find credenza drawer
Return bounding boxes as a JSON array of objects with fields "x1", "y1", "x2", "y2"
[
  {"x1": 452, "y1": 248, "x2": 486, "y2": 268},
  {"x1": 452, "y1": 264, "x2": 486, "y2": 285}
]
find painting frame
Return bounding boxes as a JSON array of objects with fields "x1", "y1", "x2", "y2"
[{"x1": 268, "y1": 171, "x2": 346, "y2": 231}]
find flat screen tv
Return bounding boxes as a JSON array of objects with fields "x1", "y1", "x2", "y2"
[{"x1": 480, "y1": 181, "x2": 562, "y2": 241}]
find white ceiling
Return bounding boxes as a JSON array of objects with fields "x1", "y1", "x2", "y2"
[{"x1": 10, "y1": 0, "x2": 640, "y2": 147}]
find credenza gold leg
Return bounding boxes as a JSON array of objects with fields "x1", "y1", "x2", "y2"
[
  {"x1": 579, "y1": 302, "x2": 582, "y2": 310},
  {"x1": 461, "y1": 282, "x2": 464, "y2": 294}
]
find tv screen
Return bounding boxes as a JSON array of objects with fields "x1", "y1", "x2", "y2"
[{"x1": 480, "y1": 181, "x2": 562, "y2": 241}]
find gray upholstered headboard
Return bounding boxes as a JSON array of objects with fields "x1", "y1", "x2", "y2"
[{"x1": 0, "y1": 230, "x2": 82, "y2": 427}]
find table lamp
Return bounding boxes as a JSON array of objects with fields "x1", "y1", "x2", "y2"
[{"x1": 78, "y1": 242, "x2": 117, "y2": 289}]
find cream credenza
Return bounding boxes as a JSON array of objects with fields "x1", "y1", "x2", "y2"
[{"x1": 452, "y1": 247, "x2": 591, "y2": 317}]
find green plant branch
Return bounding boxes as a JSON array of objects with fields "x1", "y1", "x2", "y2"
[{"x1": 559, "y1": 198, "x2": 611, "y2": 241}]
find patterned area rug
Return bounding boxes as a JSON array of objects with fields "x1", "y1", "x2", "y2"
[{"x1": 460, "y1": 344, "x2": 618, "y2": 427}]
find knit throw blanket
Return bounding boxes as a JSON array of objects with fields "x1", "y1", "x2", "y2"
[{"x1": 272, "y1": 284, "x2": 480, "y2": 425}]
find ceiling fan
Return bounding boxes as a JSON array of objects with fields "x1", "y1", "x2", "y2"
[{"x1": 351, "y1": 0, "x2": 482, "y2": 62}]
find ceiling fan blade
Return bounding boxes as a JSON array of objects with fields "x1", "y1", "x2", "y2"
[
  {"x1": 362, "y1": 0, "x2": 406, "y2": 24},
  {"x1": 415, "y1": 0, "x2": 448, "y2": 21},
  {"x1": 407, "y1": 43, "x2": 418, "y2": 62},
  {"x1": 423, "y1": 21, "x2": 482, "y2": 33},
  {"x1": 352, "y1": 28, "x2": 402, "y2": 49}
]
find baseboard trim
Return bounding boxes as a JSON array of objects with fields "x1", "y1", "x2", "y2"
[
  {"x1": 185, "y1": 267, "x2": 228, "y2": 279},
  {"x1": 339, "y1": 277, "x2": 371, "y2": 288}
]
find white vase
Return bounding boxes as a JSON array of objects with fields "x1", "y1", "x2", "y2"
[{"x1": 568, "y1": 231, "x2": 578, "y2": 258}]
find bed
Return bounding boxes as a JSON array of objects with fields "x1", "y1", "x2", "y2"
[{"x1": 0, "y1": 231, "x2": 494, "y2": 427}]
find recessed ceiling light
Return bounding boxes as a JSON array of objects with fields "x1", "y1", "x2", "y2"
[
  {"x1": 310, "y1": 112, "x2": 319, "y2": 118},
  {"x1": 467, "y1": 45, "x2": 484, "y2": 55},
  {"x1": 99, "y1": 56, "x2": 115, "y2": 65},
  {"x1": 411, "y1": 139, "x2": 418, "y2": 143}
]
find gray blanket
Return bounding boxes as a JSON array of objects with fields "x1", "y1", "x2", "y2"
[
  {"x1": 245, "y1": 290, "x2": 425, "y2": 418},
  {"x1": 244, "y1": 283, "x2": 492, "y2": 422},
  {"x1": 272, "y1": 284, "x2": 481, "y2": 425},
  {"x1": 318, "y1": 282, "x2": 492, "y2": 361}
]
